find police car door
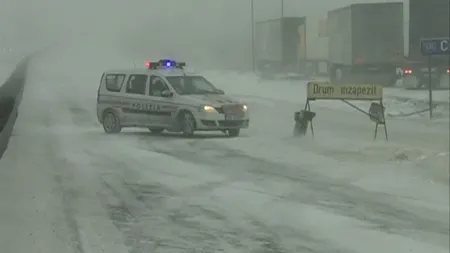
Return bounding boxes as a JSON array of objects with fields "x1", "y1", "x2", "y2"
[
  {"x1": 123, "y1": 74, "x2": 150, "y2": 125},
  {"x1": 147, "y1": 75, "x2": 175, "y2": 127}
]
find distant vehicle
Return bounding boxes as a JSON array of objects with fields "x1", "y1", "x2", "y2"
[
  {"x1": 97, "y1": 59, "x2": 249, "y2": 137},
  {"x1": 255, "y1": 2, "x2": 404, "y2": 86},
  {"x1": 255, "y1": 17, "x2": 307, "y2": 80},
  {"x1": 400, "y1": 0, "x2": 449, "y2": 90},
  {"x1": 326, "y1": 2, "x2": 404, "y2": 86}
]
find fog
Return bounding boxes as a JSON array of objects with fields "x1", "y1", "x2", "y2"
[{"x1": 1, "y1": 0, "x2": 407, "y2": 70}]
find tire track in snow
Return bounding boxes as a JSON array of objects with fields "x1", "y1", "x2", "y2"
[
  {"x1": 135, "y1": 137, "x2": 449, "y2": 248},
  {"x1": 99, "y1": 174, "x2": 253, "y2": 252},
  {"x1": 80, "y1": 136, "x2": 341, "y2": 253}
]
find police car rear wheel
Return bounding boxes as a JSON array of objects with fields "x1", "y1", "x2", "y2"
[
  {"x1": 103, "y1": 112, "x2": 121, "y2": 133},
  {"x1": 227, "y1": 129, "x2": 240, "y2": 137},
  {"x1": 181, "y1": 112, "x2": 195, "y2": 137}
]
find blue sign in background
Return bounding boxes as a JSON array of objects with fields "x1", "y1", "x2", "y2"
[{"x1": 420, "y1": 38, "x2": 450, "y2": 56}]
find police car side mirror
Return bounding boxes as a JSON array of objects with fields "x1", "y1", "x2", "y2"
[
  {"x1": 161, "y1": 90, "x2": 173, "y2": 97},
  {"x1": 216, "y1": 89, "x2": 225, "y2": 94}
]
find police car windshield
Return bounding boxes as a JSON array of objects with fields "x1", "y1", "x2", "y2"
[{"x1": 166, "y1": 76, "x2": 221, "y2": 95}]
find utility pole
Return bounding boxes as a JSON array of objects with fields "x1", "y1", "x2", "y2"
[{"x1": 251, "y1": 0, "x2": 255, "y2": 72}]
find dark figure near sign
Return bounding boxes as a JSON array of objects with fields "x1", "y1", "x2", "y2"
[
  {"x1": 369, "y1": 102, "x2": 385, "y2": 124},
  {"x1": 293, "y1": 110, "x2": 316, "y2": 136}
]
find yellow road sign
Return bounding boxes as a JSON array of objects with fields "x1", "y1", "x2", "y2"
[{"x1": 307, "y1": 82, "x2": 383, "y2": 100}]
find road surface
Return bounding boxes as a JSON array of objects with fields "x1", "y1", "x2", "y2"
[{"x1": 0, "y1": 51, "x2": 448, "y2": 253}]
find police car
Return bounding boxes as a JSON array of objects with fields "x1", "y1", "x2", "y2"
[{"x1": 96, "y1": 59, "x2": 249, "y2": 137}]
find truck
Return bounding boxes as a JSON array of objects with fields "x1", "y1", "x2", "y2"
[
  {"x1": 326, "y1": 2, "x2": 404, "y2": 86},
  {"x1": 254, "y1": 2, "x2": 404, "y2": 86},
  {"x1": 254, "y1": 17, "x2": 307, "y2": 79},
  {"x1": 401, "y1": 0, "x2": 449, "y2": 89}
]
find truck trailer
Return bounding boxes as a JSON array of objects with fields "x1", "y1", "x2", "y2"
[
  {"x1": 254, "y1": 17, "x2": 307, "y2": 79},
  {"x1": 254, "y1": 2, "x2": 404, "y2": 85},
  {"x1": 401, "y1": 0, "x2": 449, "y2": 89},
  {"x1": 326, "y1": 2, "x2": 404, "y2": 85}
]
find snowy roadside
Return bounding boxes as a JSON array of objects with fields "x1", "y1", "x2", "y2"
[
  {"x1": 385, "y1": 88, "x2": 449, "y2": 104},
  {"x1": 204, "y1": 70, "x2": 449, "y2": 185},
  {"x1": 203, "y1": 70, "x2": 449, "y2": 122},
  {"x1": 203, "y1": 70, "x2": 449, "y2": 103}
]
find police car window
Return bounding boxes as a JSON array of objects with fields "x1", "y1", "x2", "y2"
[
  {"x1": 104, "y1": 74, "x2": 125, "y2": 92},
  {"x1": 126, "y1": 74, "x2": 148, "y2": 95},
  {"x1": 149, "y1": 76, "x2": 168, "y2": 97},
  {"x1": 166, "y1": 76, "x2": 219, "y2": 95}
]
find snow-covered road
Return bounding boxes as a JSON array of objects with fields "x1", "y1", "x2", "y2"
[{"x1": 0, "y1": 51, "x2": 448, "y2": 252}]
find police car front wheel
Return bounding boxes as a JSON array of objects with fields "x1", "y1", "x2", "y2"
[
  {"x1": 103, "y1": 111, "x2": 122, "y2": 134},
  {"x1": 180, "y1": 111, "x2": 196, "y2": 137}
]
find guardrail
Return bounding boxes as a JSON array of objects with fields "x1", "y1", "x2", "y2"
[{"x1": 0, "y1": 57, "x2": 29, "y2": 159}]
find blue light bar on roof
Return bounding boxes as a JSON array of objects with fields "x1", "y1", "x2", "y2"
[{"x1": 146, "y1": 59, "x2": 186, "y2": 69}]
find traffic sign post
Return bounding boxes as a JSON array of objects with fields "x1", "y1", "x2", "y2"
[{"x1": 420, "y1": 37, "x2": 449, "y2": 119}]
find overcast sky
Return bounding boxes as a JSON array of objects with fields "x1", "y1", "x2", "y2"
[{"x1": 1, "y1": 0, "x2": 408, "y2": 69}]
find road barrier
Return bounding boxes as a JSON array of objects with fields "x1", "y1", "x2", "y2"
[
  {"x1": 0, "y1": 58, "x2": 29, "y2": 159},
  {"x1": 294, "y1": 81, "x2": 388, "y2": 140}
]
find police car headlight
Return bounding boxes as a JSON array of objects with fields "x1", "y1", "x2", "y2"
[
  {"x1": 242, "y1": 104, "x2": 248, "y2": 111},
  {"x1": 202, "y1": 105, "x2": 216, "y2": 112}
]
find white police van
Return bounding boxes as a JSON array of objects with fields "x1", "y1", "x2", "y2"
[{"x1": 97, "y1": 59, "x2": 249, "y2": 137}]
